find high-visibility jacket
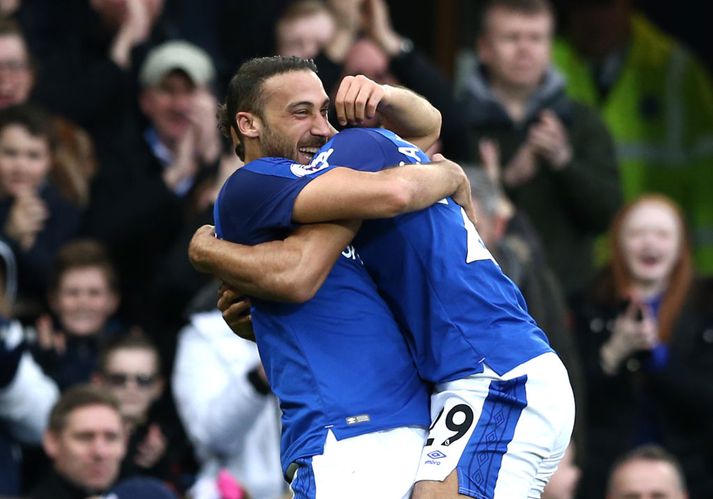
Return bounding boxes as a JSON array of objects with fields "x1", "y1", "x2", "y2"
[{"x1": 554, "y1": 14, "x2": 713, "y2": 273}]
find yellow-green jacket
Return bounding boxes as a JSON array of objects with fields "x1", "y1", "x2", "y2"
[{"x1": 554, "y1": 14, "x2": 713, "y2": 272}]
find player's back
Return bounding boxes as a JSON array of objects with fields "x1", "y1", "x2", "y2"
[
  {"x1": 213, "y1": 157, "x2": 430, "y2": 473},
  {"x1": 315, "y1": 128, "x2": 553, "y2": 382}
]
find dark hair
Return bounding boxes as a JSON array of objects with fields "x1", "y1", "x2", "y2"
[
  {"x1": 478, "y1": 0, "x2": 554, "y2": 35},
  {"x1": 98, "y1": 333, "x2": 162, "y2": 376},
  {"x1": 48, "y1": 239, "x2": 118, "y2": 293},
  {"x1": 48, "y1": 384, "x2": 121, "y2": 434},
  {"x1": 218, "y1": 56, "x2": 318, "y2": 160},
  {"x1": 0, "y1": 104, "x2": 56, "y2": 151},
  {"x1": 607, "y1": 444, "x2": 687, "y2": 492}
]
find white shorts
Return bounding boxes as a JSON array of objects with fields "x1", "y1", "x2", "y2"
[
  {"x1": 289, "y1": 426, "x2": 427, "y2": 499},
  {"x1": 415, "y1": 352, "x2": 575, "y2": 498}
]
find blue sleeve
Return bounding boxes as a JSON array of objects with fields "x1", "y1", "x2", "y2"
[
  {"x1": 214, "y1": 158, "x2": 314, "y2": 244},
  {"x1": 313, "y1": 128, "x2": 430, "y2": 174}
]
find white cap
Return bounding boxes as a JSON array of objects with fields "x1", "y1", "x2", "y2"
[{"x1": 139, "y1": 40, "x2": 215, "y2": 87}]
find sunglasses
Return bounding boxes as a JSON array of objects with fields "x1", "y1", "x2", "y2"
[{"x1": 104, "y1": 372, "x2": 158, "y2": 389}]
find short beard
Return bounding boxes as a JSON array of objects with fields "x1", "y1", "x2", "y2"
[{"x1": 260, "y1": 126, "x2": 299, "y2": 163}]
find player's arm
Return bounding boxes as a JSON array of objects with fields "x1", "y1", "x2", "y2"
[
  {"x1": 189, "y1": 221, "x2": 360, "y2": 303},
  {"x1": 293, "y1": 154, "x2": 476, "y2": 224},
  {"x1": 334, "y1": 75, "x2": 441, "y2": 151}
]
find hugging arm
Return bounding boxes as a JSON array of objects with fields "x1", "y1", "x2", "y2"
[
  {"x1": 293, "y1": 155, "x2": 475, "y2": 224},
  {"x1": 189, "y1": 221, "x2": 360, "y2": 303}
]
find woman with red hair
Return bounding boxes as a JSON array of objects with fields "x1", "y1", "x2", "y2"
[{"x1": 569, "y1": 194, "x2": 713, "y2": 499}]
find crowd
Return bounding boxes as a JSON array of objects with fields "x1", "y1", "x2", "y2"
[{"x1": 1, "y1": 0, "x2": 712, "y2": 498}]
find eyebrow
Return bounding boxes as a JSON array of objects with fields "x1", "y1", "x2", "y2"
[{"x1": 287, "y1": 98, "x2": 330, "y2": 111}]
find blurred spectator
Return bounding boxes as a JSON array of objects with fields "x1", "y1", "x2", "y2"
[
  {"x1": 15, "y1": 0, "x2": 174, "y2": 157},
  {"x1": 94, "y1": 333, "x2": 195, "y2": 492},
  {"x1": 30, "y1": 239, "x2": 121, "y2": 391},
  {"x1": 569, "y1": 194, "x2": 713, "y2": 498},
  {"x1": 0, "y1": 104, "x2": 81, "y2": 318},
  {"x1": 0, "y1": 238, "x2": 59, "y2": 496},
  {"x1": 553, "y1": 0, "x2": 713, "y2": 274},
  {"x1": 271, "y1": 0, "x2": 464, "y2": 157},
  {"x1": 606, "y1": 445, "x2": 688, "y2": 499},
  {"x1": 30, "y1": 384, "x2": 126, "y2": 498},
  {"x1": 455, "y1": 0, "x2": 621, "y2": 295},
  {"x1": 275, "y1": 0, "x2": 336, "y2": 59},
  {"x1": 0, "y1": 18, "x2": 98, "y2": 209},
  {"x1": 81, "y1": 40, "x2": 219, "y2": 331},
  {"x1": 542, "y1": 441, "x2": 581, "y2": 499},
  {"x1": 173, "y1": 284, "x2": 283, "y2": 499}
]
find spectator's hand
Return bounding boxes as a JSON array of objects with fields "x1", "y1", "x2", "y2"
[
  {"x1": 327, "y1": 0, "x2": 363, "y2": 32},
  {"x1": 189, "y1": 89, "x2": 221, "y2": 165},
  {"x1": 323, "y1": 0, "x2": 362, "y2": 62},
  {"x1": 528, "y1": 110, "x2": 573, "y2": 170},
  {"x1": 188, "y1": 224, "x2": 217, "y2": 273},
  {"x1": 134, "y1": 423, "x2": 167, "y2": 469},
  {"x1": 502, "y1": 142, "x2": 537, "y2": 188},
  {"x1": 162, "y1": 124, "x2": 199, "y2": 192},
  {"x1": 35, "y1": 314, "x2": 66, "y2": 356},
  {"x1": 109, "y1": 0, "x2": 151, "y2": 69},
  {"x1": 479, "y1": 138, "x2": 502, "y2": 185},
  {"x1": 432, "y1": 153, "x2": 477, "y2": 225},
  {"x1": 601, "y1": 301, "x2": 659, "y2": 374},
  {"x1": 217, "y1": 285, "x2": 254, "y2": 342},
  {"x1": 334, "y1": 74, "x2": 387, "y2": 126},
  {"x1": 4, "y1": 188, "x2": 48, "y2": 250},
  {"x1": 363, "y1": 0, "x2": 402, "y2": 56}
]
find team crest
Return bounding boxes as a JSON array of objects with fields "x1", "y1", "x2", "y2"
[{"x1": 290, "y1": 148, "x2": 334, "y2": 177}]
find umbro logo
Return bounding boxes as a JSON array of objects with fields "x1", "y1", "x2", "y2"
[{"x1": 427, "y1": 450, "x2": 447, "y2": 460}]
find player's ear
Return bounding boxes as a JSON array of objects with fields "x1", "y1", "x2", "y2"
[{"x1": 237, "y1": 112, "x2": 261, "y2": 139}]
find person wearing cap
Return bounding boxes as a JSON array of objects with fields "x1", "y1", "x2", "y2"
[{"x1": 81, "y1": 39, "x2": 221, "y2": 330}]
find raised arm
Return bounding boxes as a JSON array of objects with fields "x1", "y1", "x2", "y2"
[
  {"x1": 189, "y1": 221, "x2": 360, "y2": 303},
  {"x1": 292, "y1": 154, "x2": 476, "y2": 224},
  {"x1": 334, "y1": 75, "x2": 441, "y2": 151}
]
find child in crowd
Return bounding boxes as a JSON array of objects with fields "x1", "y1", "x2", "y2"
[
  {"x1": 31, "y1": 239, "x2": 121, "y2": 390},
  {"x1": 0, "y1": 104, "x2": 81, "y2": 318}
]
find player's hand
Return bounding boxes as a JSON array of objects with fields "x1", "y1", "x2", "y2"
[
  {"x1": 334, "y1": 74, "x2": 386, "y2": 126},
  {"x1": 218, "y1": 284, "x2": 255, "y2": 342},
  {"x1": 188, "y1": 224, "x2": 217, "y2": 273},
  {"x1": 433, "y1": 153, "x2": 477, "y2": 225}
]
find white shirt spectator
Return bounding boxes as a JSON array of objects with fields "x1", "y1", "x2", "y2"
[{"x1": 172, "y1": 310, "x2": 284, "y2": 499}]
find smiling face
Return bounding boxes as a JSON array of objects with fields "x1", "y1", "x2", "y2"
[
  {"x1": 478, "y1": 6, "x2": 553, "y2": 92},
  {"x1": 52, "y1": 267, "x2": 118, "y2": 337},
  {"x1": 249, "y1": 70, "x2": 332, "y2": 164},
  {"x1": 619, "y1": 200, "x2": 682, "y2": 289},
  {"x1": 140, "y1": 71, "x2": 196, "y2": 147}
]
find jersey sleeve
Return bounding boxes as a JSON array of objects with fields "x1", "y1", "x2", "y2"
[
  {"x1": 314, "y1": 128, "x2": 430, "y2": 175},
  {"x1": 214, "y1": 158, "x2": 315, "y2": 244}
]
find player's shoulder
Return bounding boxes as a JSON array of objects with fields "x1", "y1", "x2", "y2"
[
  {"x1": 334, "y1": 127, "x2": 402, "y2": 145},
  {"x1": 240, "y1": 157, "x2": 307, "y2": 180}
]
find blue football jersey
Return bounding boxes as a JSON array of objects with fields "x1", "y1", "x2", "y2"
[
  {"x1": 307, "y1": 128, "x2": 553, "y2": 381},
  {"x1": 213, "y1": 157, "x2": 430, "y2": 473}
]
